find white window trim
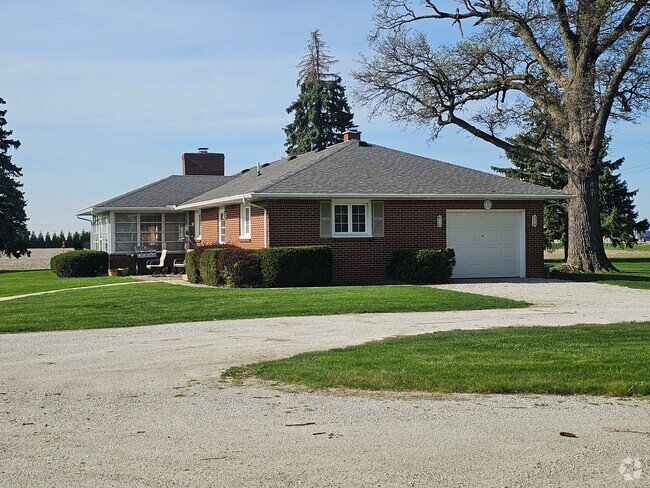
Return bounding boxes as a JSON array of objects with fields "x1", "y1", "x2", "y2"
[
  {"x1": 332, "y1": 200, "x2": 372, "y2": 237},
  {"x1": 240, "y1": 204, "x2": 251, "y2": 239},
  {"x1": 218, "y1": 207, "x2": 226, "y2": 244},
  {"x1": 194, "y1": 210, "x2": 202, "y2": 240}
]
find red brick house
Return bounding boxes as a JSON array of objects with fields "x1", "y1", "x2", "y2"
[{"x1": 78, "y1": 132, "x2": 570, "y2": 283}]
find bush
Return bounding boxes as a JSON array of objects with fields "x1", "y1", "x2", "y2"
[
  {"x1": 388, "y1": 249, "x2": 456, "y2": 284},
  {"x1": 50, "y1": 250, "x2": 109, "y2": 277},
  {"x1": 185, "y1": 250, "x2": 199, "y2": 283},
  {"x1": 218, "y1": 248, "x2": 262, "y2": 288},
  {"x1": 257, "y1": 246, "x2": 333, "y2": 287},
  {"x1": 198, "y1": 247, "x2": 230, "y2": 286}
]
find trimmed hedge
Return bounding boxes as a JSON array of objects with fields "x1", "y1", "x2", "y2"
[
  {"x1": 388, "y1": 249, "x2": 456, "y2": 284},
  {"x1": 257, "y1": 246, "x2": 333, "y2": 287},
  {"x1": 185, "y1": 250, "x2": 199, "y2": 283},
  {"x1": 50, "y1": 250, "x2": 109, "y2": 277},
  {"x1": 199, "y1": 247, "x2": 230, "y2": 286},
  {"x1": 218, "y1": 248, "x2": 262, "y2": 288}
]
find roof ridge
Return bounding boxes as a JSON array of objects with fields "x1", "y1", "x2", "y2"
[{"x1": 256, "y1": 141, "x2": 355, "y2": 193}]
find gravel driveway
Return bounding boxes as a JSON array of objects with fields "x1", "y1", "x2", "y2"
[{"x1": 1, "y1": 280, "x2": 649, "y2": 487}]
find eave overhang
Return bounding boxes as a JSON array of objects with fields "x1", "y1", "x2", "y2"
[{"x1": 174, "y1": 191, "x2": 574, "y2": 210}]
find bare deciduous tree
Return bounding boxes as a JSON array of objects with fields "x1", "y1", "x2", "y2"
[{"x1": 354, "y1": 0, "x2": 650, "y2": 272}]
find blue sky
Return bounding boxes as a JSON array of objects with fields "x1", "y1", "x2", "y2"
[{"x1": 4, "y1": 0, "x2": 650, "y2": 234}]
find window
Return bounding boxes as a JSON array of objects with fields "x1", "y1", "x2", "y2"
[
  {"x1": 194, "y1": 210, "x2": 202, "y2": 239},
  {"x1": 110, "y1": 212, "x2": 190, "y2": 253},
  {"x1": 240, "y1": 204, "x2": 251, "y2": 238},
  {"x1": 140, "y1": 213, "x2": 162, "y2": 250},
  {"x1": 218, "y1": 207, "x2": 226, "y2": 244},
  {"x1": 114, "y1": 213, "x2": 138, "y2": 252},
  {"x1": 333, "y1": 202, "x2": 369, "y2": 236},
  {"x1": 91, "y1": 213, "x2": 110, "y2": 252},
  {"x1": 164, "y1": 213, "x2": 186, "y2": 251}
]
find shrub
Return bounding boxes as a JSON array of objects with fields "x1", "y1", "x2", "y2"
[
  {"x1": 185, "y1": 250, "x2": 199, "y2": 283},
  {"x1": 50, "y1": 250, "x2": 109, "y2": 277},
  {"x1": 257, "y1": 246, "x2": 333, "y2": 287},
  {"x1": 218, "y1": 248, "x2": 262, "y2": 288},
  {"x1": 388, "y1": 249, "x2": 456, "y2": 284},
  {"x1": 199, "y1": 247, "x2": 230, "y2": 286}
]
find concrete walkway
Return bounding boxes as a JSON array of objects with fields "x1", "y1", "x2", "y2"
[{"x1": 0, "y1": 280, "x2": 147, "y2": 302}]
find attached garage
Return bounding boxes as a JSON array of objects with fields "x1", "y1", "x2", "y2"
[{"x1": 446, "y1": 210, "x2": 525, "y2": 279}]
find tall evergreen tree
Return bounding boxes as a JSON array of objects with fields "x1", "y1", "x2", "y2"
[
  {"x1": 284, "y1": 30, "x2": 355, "y2": 157},
  {"x1": 0, "y1": 98, "x2": 29, "y2": 258}
]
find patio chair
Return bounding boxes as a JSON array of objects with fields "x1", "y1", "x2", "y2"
[
  {"x1": 172, "y1": 257, "x2": 186, "y2": 274},
  {"x1": 145, "y1": 249, "x2": 167, "y2": 275}
]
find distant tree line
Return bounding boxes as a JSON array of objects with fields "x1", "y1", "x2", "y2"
[{"x1": 27, "y1": 230, "x2": 90, "y2": 249}]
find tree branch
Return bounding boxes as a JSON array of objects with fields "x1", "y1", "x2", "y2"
[
  {"x1": 550, "y1": 0, "x2": 577, "y2": 63},
  {"x1": 448, "y1": 112, "x2": 564, "y2": 170},
  {"x1": 591, "y1": 22, "x2": 650, "y2": 161},
  {"x1": 596, "y1": 1, "x2": 648, "y2": 57}
]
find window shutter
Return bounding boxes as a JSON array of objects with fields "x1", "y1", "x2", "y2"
[
  {"x1": 320, "y1": 200, "x2": 332, "y2": 238},
  {"x1": 372, "y1": 201, "x2": 384, "y2": 237}
]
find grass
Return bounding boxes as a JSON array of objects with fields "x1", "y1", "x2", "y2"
[
  {"x1": 224, "y1": 322, "x2": 650, "y2": 397},
  {"x1": 547, "y1": 257, "x2": 650, "y2": 290},
  {"x1": 604, "y1": 243, "x2": 650, "y2": 252},
  {"x1": 0, "y1": 283, "x2": 527, "y2": 333},
  {"x1": 0, "y1": 270, "x2": 135, "y2": 298}
]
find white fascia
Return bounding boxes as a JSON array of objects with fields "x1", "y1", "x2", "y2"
[
  {"x1": 175, "y1": 194, "x2": 250, "y2": 211},
  {"x1": 250, "y1": 192, "x2": 575, "y2": 201},
  {"x1": 174, "y1": 191, "x2": 574, "y2": 211},
  {"x1": 75, "y1": 206, "x2": 174, "y2": 216}
]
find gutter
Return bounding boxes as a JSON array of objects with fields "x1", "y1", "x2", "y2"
[
  {"x1": 247, "y1": 192, "x2": 575, "y2": 201},
  {"x1": 175, "y1": 192, "x2": 573, "y2": 210}
]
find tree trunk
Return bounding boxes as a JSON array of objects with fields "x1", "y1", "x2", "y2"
[{"x1": 565, "y1": 170, "x2": 616, "y2": 272}]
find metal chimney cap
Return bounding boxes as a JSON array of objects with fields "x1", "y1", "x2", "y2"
[{"x1": 197, "y1": 147, "x2": 209, "y2": 153}]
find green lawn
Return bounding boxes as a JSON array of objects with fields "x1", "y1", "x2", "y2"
[
  {"x1": 0, "y1": 270, "x2": 135, "y2": 298},
  {"x1": 0, "y1": 283, "x2": 526, "y2": 333},
  {"x1": 604, "y1": 243, "x2": 650, "y2": 252},
  {"x1": 224, "y1": 322, "x2": 650, "y2": 397},
  {"x1": 548, "y1": 257, "x2": 650, "y2": 290}
]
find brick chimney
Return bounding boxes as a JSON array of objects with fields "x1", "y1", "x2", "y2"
[
  {"x1": 182, "y1": 148, "x2": 225, "y2": 176},
  {"x1": 343, "y1": 130, "x2": 361, "y2": 142}
]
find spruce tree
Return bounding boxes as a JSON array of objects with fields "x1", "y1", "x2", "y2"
[
  {"x1": 0, "y1": 98, "x2": 29, "y2": 258},
  {"x1": 284, "y1": 30, "x2": 355, "y2": 157}
]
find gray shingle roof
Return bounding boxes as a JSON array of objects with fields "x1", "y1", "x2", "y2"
[
  {"x1": 81, "y1": 140, "x2": 569, "y2": 215},
  {"x1": 181, "y1": 140, "x2": 567, "y2": 206},
  {"x1": 79, "y1": 175, "x2": 234, "y2": 212}
]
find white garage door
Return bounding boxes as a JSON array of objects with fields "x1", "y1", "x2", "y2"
[{"x1": 446, "y1": 211, "x2": 524, "y2": 279}]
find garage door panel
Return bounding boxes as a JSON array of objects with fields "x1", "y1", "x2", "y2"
[
  {"x1": 446, "y1": 211, "x2": 523, "y2": 279},
  {"x1": 484, "y1": 247, "x2": 499, "y2": 258},
  {"x1": 484, "y1": 214, "x2": 499, "y2": 227},
  {"x1": 502, "y1": 245, "x2": 519, "y2": 257},
  {"x1": 499, "y1": 213, "x2": 519, "y2": 226}
]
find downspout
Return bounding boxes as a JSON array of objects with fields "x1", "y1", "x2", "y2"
[
  {"x1": 77, "y1": 215, "x2": 92, "y2": 249},
  {"x1": 242, "y1": 195, "x2": 268, "y2": 248}
]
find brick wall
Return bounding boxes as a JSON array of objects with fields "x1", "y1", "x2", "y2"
[
  {"x1": 194, "y1": 198, "x2": 546, "y2": 284},
  {"x1": 200, "y1": 207, "x2": 219, "y2": 245},
  {"x1": 265, "y1": 199, "x2": 545, "y2": 284}
]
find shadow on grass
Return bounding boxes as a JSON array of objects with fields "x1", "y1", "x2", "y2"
[{"x1": 548, "y1": 257, "x2": 650, "y2": 288}]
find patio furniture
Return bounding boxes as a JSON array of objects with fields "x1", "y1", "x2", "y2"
[
  {"x1": 145, "y1": 249, "x2": 167, "y2": 275},
  {"x1": 173, "y1": 258, "x2": 186, "y2": 274}
]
